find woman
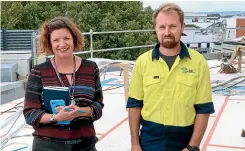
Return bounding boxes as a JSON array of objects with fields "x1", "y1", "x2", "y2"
[{"x1": 23, "y1": 16, "x2": 103, "y2": 151}]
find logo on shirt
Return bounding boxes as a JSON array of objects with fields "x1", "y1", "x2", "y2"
[{"x1": 181, "y1": 67, "x2": 195, "y2": 73}]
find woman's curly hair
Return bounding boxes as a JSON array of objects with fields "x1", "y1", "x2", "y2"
[{"x1": 37, "y1": 16, "x2": 84, "y2": 56}]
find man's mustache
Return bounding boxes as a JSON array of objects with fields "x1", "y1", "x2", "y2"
[{"x1": 162, "y1": 36, "x2": 174, "y2": 39}]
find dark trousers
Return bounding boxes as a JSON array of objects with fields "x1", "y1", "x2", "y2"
[{"x1": 32, "y1": 137, "x2": 97, "y2": 151}]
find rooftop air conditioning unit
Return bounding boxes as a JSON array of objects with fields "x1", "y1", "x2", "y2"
[{"x1": 1, "y1": 63, "x2": 18, "y2": 82}]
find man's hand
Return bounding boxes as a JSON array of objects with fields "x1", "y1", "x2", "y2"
[{"x1": 132, "y1": 144, "x2": 142, "y2": 151}]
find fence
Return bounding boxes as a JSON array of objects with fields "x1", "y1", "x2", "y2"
[{"x1": 1, "y1": 27, "x2": 245, "y2": 64}]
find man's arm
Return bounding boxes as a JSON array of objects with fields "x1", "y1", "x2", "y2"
[
  {"x1": 127, "y1": 56, "x2": 144, "y2": 150},
  {"x1": 188, "y1": 114, "x2": 209, "y2": 147},
  {"x1": 128, "y1": 107, "x2": 142, "y2": 146},
  {"x1": 185, "y1": 58, "x2": 215, "y2": 150}
]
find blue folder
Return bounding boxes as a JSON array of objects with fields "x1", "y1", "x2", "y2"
[{"x1": 42, "y1": 86, "x2": 70, "y2": 113}]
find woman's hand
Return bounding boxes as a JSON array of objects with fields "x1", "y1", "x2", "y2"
[
  {"x1": 54, "y1": 107, "x2": 76, "y2": 122},
  {"x1": 67, "y1": 104, "x2": 92, "y2": 118},
  {"x1": 56, "y1": 105, "x2": 93, "y2": 120},
  {"x1": 56, "y1": 106, "x2": 65, "y2": 112}
]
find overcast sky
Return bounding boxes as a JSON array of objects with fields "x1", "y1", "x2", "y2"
[{"x1": 142, "y1": 1, "x2": 245, "y2": 12}]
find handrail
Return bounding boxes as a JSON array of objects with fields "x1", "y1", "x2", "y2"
[{"x1": 2, "y1": 26, "x2": 244, "y2": 64}]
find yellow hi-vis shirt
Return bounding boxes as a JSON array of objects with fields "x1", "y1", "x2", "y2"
[{"x1": 127, "y1": 42, "x2": 215, "y2": 127}]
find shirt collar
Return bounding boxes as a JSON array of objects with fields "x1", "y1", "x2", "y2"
[{"x1": 152, "y1": 41, "x2": 190, "y2": 61}]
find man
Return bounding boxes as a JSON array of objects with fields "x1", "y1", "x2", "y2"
[{"x1": 127, "y1": 3, "x2": 215, "y2": 151}]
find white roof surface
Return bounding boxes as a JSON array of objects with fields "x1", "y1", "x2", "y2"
[{"x1": 1, "y1": 59, "x2": 245, "y2": 151}]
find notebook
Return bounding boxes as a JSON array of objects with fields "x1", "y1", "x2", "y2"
[{"x1": 42, "y1": 86, "x2": 70, "y2": 113}]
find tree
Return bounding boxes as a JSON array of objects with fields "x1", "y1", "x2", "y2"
[{"x1": 1, "y1": 1, "x2": 156, "y2": 60}]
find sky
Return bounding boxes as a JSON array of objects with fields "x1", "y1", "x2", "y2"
[{"x1": 142, "y1": 1, "x2": 245, "y2": 12}]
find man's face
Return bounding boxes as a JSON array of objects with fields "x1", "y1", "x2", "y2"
[{"x1": 155, "y1": 11, "x2": 184, "y2": 49}]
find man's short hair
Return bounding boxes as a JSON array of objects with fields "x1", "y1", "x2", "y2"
[{"x1": 153, "y1": 3, "x2": 184, "y2": 26}]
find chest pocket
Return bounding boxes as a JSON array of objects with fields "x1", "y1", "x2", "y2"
[
  {"x1": 144, "y1": 75, "x2": 160, "y2": 86},
  {"x1": 143, "y1": 75, "x2": 161, "y2": 102},
  {"x1": 176, "y1": 74, "x2": 197, "y2": 105}
]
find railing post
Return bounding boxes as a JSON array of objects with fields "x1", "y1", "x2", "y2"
[
  {"x1": 222, "y1": 19, "x2": 227, "y2": 41},
  {"x1": 220, "y1": 19, "x2": 227, "y2": 53},
  {"x1": 109, "y1": 63, "x2": 129, "y2": 109},
  {"x1": 90, "y1": 29, "x2": 94, "y2": 58},
  {"x1": 31, "y1": 32, "x2": 37, "y2": 66}
]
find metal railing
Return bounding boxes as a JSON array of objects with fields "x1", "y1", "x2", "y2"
[
  {"x1": 69, "y1": 27, "x2": 245, "y2": 58},
  {"x1": 1, "y1": 26, "x2": 245, "y2": 66},
  {"x1": 1, "y1": 27, "x2": 245, "y2": 51}
]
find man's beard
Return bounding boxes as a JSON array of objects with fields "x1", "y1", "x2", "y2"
[{"x1": 161, "y1": 35, "x2": 179, "y2": 49}]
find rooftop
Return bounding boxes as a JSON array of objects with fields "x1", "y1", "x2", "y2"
[{"x1": 1, "y1": 57, "x2": 245, "y2": 151}]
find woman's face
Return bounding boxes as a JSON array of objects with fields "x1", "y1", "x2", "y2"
[{"x1": 50, "y1": 28, "x2": 74, "y2": 58}]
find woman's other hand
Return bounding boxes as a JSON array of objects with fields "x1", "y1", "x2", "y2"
[{"x1": 68, "y1": 104, "x2": 92, "y2": 118}]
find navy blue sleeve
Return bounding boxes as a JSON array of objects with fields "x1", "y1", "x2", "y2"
[{"x1": 126, "y1": 97, "x2": 143, "y2": 108}]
